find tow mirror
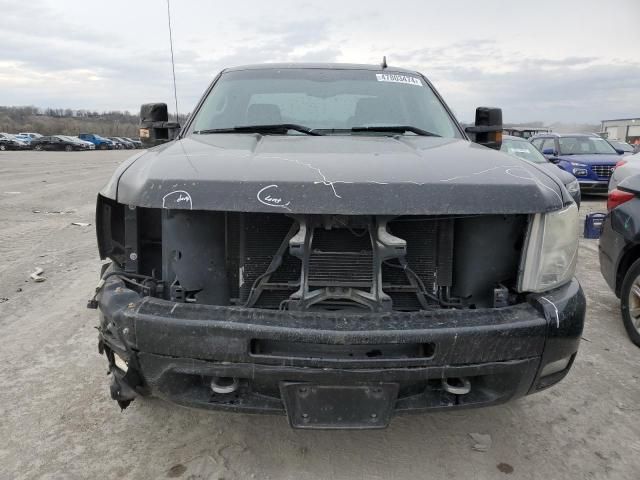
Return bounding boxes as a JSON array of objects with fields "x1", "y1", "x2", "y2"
[
  {"x1": 465, "y1": 107, "x2": 503, "y2": 150},
  {"x1": 139, "y1": 103, "x2": 181, "y2": 148}
]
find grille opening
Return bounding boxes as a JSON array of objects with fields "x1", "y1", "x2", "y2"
[
  {"x1": 153, "y1": 211, "x2": 526, "y2": 311},
  {"x1": 592, "y1": 165, "x2": 614, "y2": 178}
]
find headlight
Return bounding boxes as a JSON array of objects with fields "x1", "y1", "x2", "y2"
[
  {"x1": 565, "y1": 179, "x2": 580, "y2": 194},
  {"x1": 518, "y1": 203, "x2": 579, "y2": 293}
]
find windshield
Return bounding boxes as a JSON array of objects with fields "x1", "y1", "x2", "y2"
[
  {"x1": 189, "y1": 68, "x2": 462, "y2": 137},
  {"x1": 501, "y1": 138, "x2": 547, "y2": 163},
  {"x1": 611, "y1": 141, "x2": 634, "y2": 152},
  {"x1": 558, "y1": 136, "x2": 617, "y2": 155}
]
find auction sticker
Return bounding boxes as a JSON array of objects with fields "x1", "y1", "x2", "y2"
[{"x1": 375, "y1": 73, "x2": 422, "y2": 86}]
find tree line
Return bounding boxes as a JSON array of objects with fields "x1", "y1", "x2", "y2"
[{"x1": 0, "y1": 106, "x2": 188, "y2": 137}]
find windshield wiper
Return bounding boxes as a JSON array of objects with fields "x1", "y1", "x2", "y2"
[
  {"x1": 194, "y1": 124, "x2": 322, "y2": 136},
  {"x1": 351, "y1": 126, "x2": 440, "y2": 136}
]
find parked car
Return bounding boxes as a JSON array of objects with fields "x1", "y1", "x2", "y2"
[
  {"x1": 608, "y1": 140, "x2": 636, "y2": 156},
  {"x1": 92, "y1": 63, "x2": 585, "y2": 428},
  {"x1": 122, "y1": 137, "x2": 143, "y2": 148},
  {"x1": 0, "y1": 137, "x2": 23, "y2": 151},
  {"x1": 108, "y1": 136, "x2": 135, "y2": 149},
  {"x1": 31, "y1": 135, "x2": 92, "y2": 151},
  {"x1": 62, "y1": 135, "x2": 95, "y2": 150},
  {"x1": 503, "y1": 127, "x2": 552, "y2": 139},
  {"x1": 501, "y1": 135, "x2": 581, "y2": 206},
  {"x1": 0, "y1": 133, "x2": 29, "y2": 150},
  {"x1": 19, "y1": 132, "x2": 42, "y2": 140},
  {"x1": 78, "y1": 133, "x2": 115, "y2": 150},
  {"x1": 531, "y1": 133, "x2": 622, "y2": 193},
  {"x1": 608, "y1": 152, "x2": 640, "y2": 192},
  {"x1": 13, "y1": 134, "x2": 34, "y2": 144},
  {"x1": 599, "y1": 173, "x2": 640, "y2": 347},
  {"x1": 68, "y1": 136, "x2": 96, "y2": 149}
]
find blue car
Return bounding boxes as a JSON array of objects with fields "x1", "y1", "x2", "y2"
[
  {"x1": 530, "y1": 133, "x2": 623, "y2": 192},
  {"x1": 78, "y1": 133, "x2": 115, "y2": 150}
]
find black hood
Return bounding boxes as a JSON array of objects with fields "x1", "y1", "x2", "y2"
[{"x1": 104, "y1": 135, "x2": 569, "y2": 215}]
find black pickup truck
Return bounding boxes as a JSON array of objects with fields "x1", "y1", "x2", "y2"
[{"x1": 92, "y1": 63, "x2": 585, "y2": 429}]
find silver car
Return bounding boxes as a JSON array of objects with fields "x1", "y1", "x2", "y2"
[{"x1": 608, "y1": 152, "x2": 640, "y2": 192}]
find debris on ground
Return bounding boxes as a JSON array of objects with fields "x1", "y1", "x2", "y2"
[
  {"x1": 29, "y1": 267, "x2": 46, "y2": 282},
  {"x1": 32, "y1": 210, "x2": 76, "y2": 215},
  {"x1": 71, "y1": 222, "x2": 91, "y2": 227},
  {"x1": 0, "y1": 297, "x2": 9, "y2": 304},
  {"x1": 469, "y1": 432, "x2": 493, "y2": 452},
  {"x1": 497, "y1": 462, "x2": 514, "y2": 474}
]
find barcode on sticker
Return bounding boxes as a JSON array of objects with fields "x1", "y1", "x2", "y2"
[{"x1": 375, "y1": 73, "x2": 422, "y2": 86}]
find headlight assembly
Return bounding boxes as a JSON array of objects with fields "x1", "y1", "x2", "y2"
[{"x1": 518, "y1": 203, "x2": 579, "y2": 293}]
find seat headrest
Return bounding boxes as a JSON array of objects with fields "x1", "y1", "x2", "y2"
[{"x1": 246, "y1": 103, "x2": 282, "y2": 125}]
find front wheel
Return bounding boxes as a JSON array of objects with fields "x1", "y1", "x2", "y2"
[
  {"x1": 619, "y1": 257, "x2": 640, "y2": 347},
  {"x1": 34, "y1": 144, "x2": 43, "y2": 151},
  {"x1": 99, "y1": 143, "x2": 108, "y2": 150},
  {"x1": 65, "y1": 144, "x2": 73, "y2": 152},
  {"x1": 0, "y1": 144, "x2": 6, "y2": 151}
]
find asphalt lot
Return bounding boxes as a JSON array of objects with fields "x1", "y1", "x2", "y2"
[{"x1": 0, "y1": 150, "x2": 638, "y2": 480}]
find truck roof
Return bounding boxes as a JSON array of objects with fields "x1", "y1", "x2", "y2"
[{"x1": 224, "y1": 63, "x2": 419, "y2": 74}]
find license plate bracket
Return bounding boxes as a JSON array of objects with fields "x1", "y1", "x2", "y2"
[{"x1": 280, "y1": 383, "x2": 399, "y2": 429}]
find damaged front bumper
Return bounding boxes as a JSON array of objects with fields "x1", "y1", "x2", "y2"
[{"x1": 97, "y1": 276, "x2": 585, "y2": 429}]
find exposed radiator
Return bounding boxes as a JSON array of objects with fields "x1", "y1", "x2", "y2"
[{"x1": 225, "y1": 213, "x2": 454, "y2": 311}]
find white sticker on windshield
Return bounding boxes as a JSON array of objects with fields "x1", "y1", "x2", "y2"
[{"x1": 375, "y1": 73, "x2": 422, "y2": 86}]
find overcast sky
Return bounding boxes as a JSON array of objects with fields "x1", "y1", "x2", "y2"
[{"x1": 1, "y1": 0, "x2": 638, "y2": 123}]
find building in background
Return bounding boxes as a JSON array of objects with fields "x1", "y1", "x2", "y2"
[{"x1": 600, "y1": 118, "x2": 640, "y2": 145}]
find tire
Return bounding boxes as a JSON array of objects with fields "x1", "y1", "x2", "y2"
[
  {"x1": 34, "y1": 144, "x2": 43, "y2": 151},
  {"x1": 0, "y1": 144, "x2": 6, "y2": 151},
  {"x1": 619, "y1": 257, "x2": 640, "y2": 347},
  {"x1": 99, "y1": 143, "x2": 108, "y2": 150},
  {"x1": 65, "y1": 144, "x2": 73, "y2": 152}
]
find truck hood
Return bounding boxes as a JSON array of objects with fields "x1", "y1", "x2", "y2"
[
  {"x1": 536, "y1": 162, "x2": 577, "y2": 185},
  {"x1": 106, "y1": 135, "x2": 569, "y2": 215}
]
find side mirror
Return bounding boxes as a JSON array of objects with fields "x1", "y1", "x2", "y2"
[
  {"x1": 614, "y1": 148, "x2": 625, "y2": 155},
  {"x1": 465, "y1": 107, "x2": 503, "y2": 150},
  {"x1": 139, "y1": 102, "x2": 181, "y2": 148},
  {"x1": 542, "y1": 148, "x2": 556, "y2": 156}
]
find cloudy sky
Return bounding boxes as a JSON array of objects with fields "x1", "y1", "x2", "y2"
[{"x1": 1, "y1": 0, "x2": 638, "y2": 123}]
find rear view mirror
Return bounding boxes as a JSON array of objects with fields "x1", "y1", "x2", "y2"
[{"x1": 465, "y1": 107, "x2": 503, "y2": 150}]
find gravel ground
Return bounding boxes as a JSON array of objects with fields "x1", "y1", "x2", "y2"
[{"x1": 0, "y1": 150, "x2": 638, "y2": 480}]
